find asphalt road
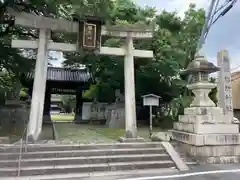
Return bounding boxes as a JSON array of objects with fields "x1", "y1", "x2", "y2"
[
  {"x1": 77, "y1": 164, "x2": 240, "y2": 180},
  {"x1": 3, "y1": 164, "x2": 240, "y2": 180},
  {"x1": 118, "y1": 164, "x2": 240, "y2": 180}
]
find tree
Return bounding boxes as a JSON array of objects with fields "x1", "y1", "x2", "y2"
[
  {"x1": 0, "y1": 0, "x2": 70, "y2": 100},
  {"x1": 61, "y1": 95, "x2": 75, "y2": 113},
  {"x1": 61, "y1": 1, "x2": 205, "y2": 105},
  {"x1": 0, "y1": 0, "x2": 206, "y2": 118}
]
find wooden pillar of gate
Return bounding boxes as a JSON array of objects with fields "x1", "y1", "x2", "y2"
[
  {"x1": 75, "y1": 87, "x2": 83, "y2": 123},
  {"x1": 43, "y1": 88, "x2": 51, "y2": 123}
]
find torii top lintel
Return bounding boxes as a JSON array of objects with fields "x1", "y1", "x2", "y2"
[{"x1": 7, "y1": 7, "x2": 153, "y2": 39}]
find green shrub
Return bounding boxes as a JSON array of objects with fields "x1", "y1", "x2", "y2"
[
  {"x1": 153, "y1": 115, "x2": 175, "y2": 130},
  {"x1": 19, "y1": 89, "x2": 28, "y2": 101}
]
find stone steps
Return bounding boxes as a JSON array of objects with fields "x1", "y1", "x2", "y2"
[
  {"x1": 1, "y1": 168, "x2": 178, "y2": 180},
  {"x1": 0, "y1": 154, "x2": 171, "y2": 167},
  {"x1": 0, "y1": 142, "x2": 162, "y2": 152},
  {"x1": 0, "y1": 147, "x2": 165, "y2": 160},
  {"x1": 0, "y1": 142, "x2": 184, "y2": 177},
  {"x1": 0, "y1": 160, "x2": 175, "y2": 176}
]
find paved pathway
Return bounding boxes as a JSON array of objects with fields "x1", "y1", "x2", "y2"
[{"x1": 39, "y1": 123, "x2": 55, "y2": 140}]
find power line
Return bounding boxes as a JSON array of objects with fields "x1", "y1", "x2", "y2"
[{"x1": 188, "y1": 0, "x2": 238, "y2": 84}]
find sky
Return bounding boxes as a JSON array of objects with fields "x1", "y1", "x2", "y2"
[
  {"x1": 52, "y1": 0, "x2": 240, "y2": 71},
  {"x1": 134, "y1": 0, "x2": 240, "y2": 72}
]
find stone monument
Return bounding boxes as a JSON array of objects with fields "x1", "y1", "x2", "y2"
[
  {"x1": 106, "y1": 90, "x2": 125, "y2": 128},
  {"x1": 217, "y1": 50, "x2": 233, "y2": 119},
  {"x1": 171, "y1": 53, "x2": 240, "y2": 164}
]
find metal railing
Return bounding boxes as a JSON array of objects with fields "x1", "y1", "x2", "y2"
[{"x1": 17, "y1": 125, "x2": 28, "y2": 176}]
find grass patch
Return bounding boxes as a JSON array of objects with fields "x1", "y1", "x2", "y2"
[
  {"x1": 54, "y1": 123, "x2": 163, "y2": 143},
  {"x1": 54, "y1": 124, "x2": 115, "y2": 143},
  {"x1": 91, "y1": 127, "x2": 125, "y2": 140},
  {"x1": 51, "y1": 114, "x2": 74, "y2": 121},
  {"x1": 89, "y1": 126, "x2": 162, "y2": 140}
]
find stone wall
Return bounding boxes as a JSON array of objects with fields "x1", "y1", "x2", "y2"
[
  {"x1": 81, "y1": 101, "x2": 149, "y2": 128},
  {"x1": 90, "y1": 102, "x2": 108, "y2": 120},
  {"x1": 81, "y1": 102, "x2": 125, "y2": 128},
  {"x1": 0, "y1": 104, "x2": 29, "y2": 142},
  {"x1": 82, "y1": 102, "x2": 92, "y2": 120}
]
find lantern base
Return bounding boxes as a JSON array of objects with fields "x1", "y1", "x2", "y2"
[
  {"x1": 187, "y1": 82, "x2": 216, "y2": 107},
  {"x1": 170, "y1": 132, "x2": 240, "y2": 164},
  {"x1": 171, "y1": 102, "x2": 240, "y2": 164}
]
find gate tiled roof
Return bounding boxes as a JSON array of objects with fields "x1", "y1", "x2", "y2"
[{"x1": 25, "y1": 67, "x2": 93, "y2": 83}]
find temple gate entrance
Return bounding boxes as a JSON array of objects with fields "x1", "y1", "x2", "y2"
[
  {"x1": 20, "y1": 66, "x2": 93, "y2": 124},
  {"x1": 7, "y1": 7, "x2": 153, "y2": 141}
]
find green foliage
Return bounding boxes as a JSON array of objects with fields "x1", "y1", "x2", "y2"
[
  {"x1": 63, "y1": 1, "x2": 205, "y2": 104},
  {"x1": 0, "y1": 0, "x2": 208, "y2": 128},
  {"x1": 61, "y1": 95, "x2": 75, "y2": 113},
  {"x1": 209, "y1": 77, "x2": 218, "y2": 105},
  {"x1": 0, "y1": 0, "x2": 57, "y2": 99},
  {"x1": 0, "y1": 70, "x2": 21, "y2": 101},
  {"x1": 153, "y1": 115, "x2": 175, "y2": 130},
  {"x1": 19, "y1": 88, "x2": 28, "y2": 101}
]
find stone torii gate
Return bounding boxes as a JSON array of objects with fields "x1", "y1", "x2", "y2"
[{"x1": 8, "y1": 8, "x2": 153, "y2": 141}]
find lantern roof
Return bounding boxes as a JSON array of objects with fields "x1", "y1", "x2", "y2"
[{"x1": 182, "y1": 54, "x2": 219, "y2": 74}]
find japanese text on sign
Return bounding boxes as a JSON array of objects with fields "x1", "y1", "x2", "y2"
[
  {"x1": 217, "y1": 50, "x2": 233, "y2": 116},
  {"x1": 222, "y1": 55, "x2": 233, "y2": 113},
  {"x1": 83, "y1": 23, "x2": 96, "y2": 48}
]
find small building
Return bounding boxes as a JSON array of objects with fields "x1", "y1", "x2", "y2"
[
  {"x1": 20, "y1": 66, "x2": 94, "y2": 122},
  {"x1": 50, "y1": 95, "x2": 62, "y2": 113},
  {"x1": 232, "y1": 71, "x2": 240, "y2": 118}
]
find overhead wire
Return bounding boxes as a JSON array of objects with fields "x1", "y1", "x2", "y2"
[{"x1": 188, "y1": 0, "x2": 238, "y2": 84}]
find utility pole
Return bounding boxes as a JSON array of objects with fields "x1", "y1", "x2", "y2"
[{"x1": 197, "y1": 0, "x2": 218, "y2": 52}]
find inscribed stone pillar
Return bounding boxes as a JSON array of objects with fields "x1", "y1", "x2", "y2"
[
  {"x1": 74, "y1": 88, "x2": 83, "y2": 123},
  {"x1": 217, "y1": 49, "x2": 233, "y2": 121}
]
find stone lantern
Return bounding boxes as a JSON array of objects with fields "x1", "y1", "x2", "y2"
[
  {"x1": 183, "y1": 53, "x2": 219, "y2": 107},
  {"x1": 171, "y1": 53, "x2": 240, "y2": 164}
]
